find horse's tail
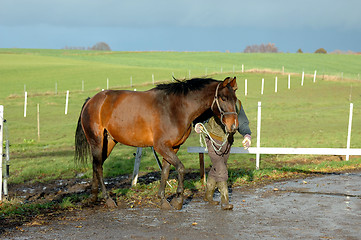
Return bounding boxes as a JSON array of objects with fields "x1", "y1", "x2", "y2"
[{"x1": 75, "y1": 97, "x2": 91, "y2": 165}]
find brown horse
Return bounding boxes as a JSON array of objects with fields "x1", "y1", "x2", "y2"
[{"x1": 75, "y1": 76, "x2": 239, "y2": 209}]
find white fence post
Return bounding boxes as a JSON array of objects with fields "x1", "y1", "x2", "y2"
[
  {"x1": 346, "y1": 103, "x2": 354, "y2": 161},
  {"x1": 152, "y1": 74, "x2": 155, "y2": 85},
  {"x1": 37, "y1": 104, "x2": 40, "y2": 141},
  {"x1": 245, "y1": 79, "x2": 248, "y2": 96},
  {"x1": 313, "y1": 70, "x2": 317, "y2": 83},
  {"x1": 256, "y1": 101, "x2": 262, "y2": 170},
  {"x1": 261, "y1": 78, "x2": 264, "y2": 95},
  {"x1": 0, "y1": 105, "x2": 3, "y2": 201},
  {"x1": 107, "y1": 78, "x2": 109, "y2": 89},
  {"x1": 275, "y1": 76, "x2": 278, "y2": 93},
  {"x1": 3, "y1": 140, "x2": 9, "y2": 198},
  {"x1": 131, "y1": 147, "x2": 143, "y2": 187},
  {"x1": 288, "y1": 74, "x2": 291, "y2": 89},
  {"x1": 301, "y1": 71, "x2": 304, "y2": 86},
  {"x1": 24, "y1": 91, "x2": 27, "y2": 117},
  {"x1": 65, "y1": 90, "x2": 69, "y2": 115}
]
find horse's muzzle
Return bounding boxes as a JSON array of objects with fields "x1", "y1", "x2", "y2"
[{"x1": 226, "y1": 122, "x2": 238, "y2": 134}]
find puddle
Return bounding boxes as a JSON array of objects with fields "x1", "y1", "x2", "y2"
[
  {"x1": 271, "y1": 173, "x2": 361, "y2": 198},
  {"x1": 10, "y1": 175, "x2": 131, "y2": 201}
]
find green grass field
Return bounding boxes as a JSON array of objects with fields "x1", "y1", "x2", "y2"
[{"x1": 1, "y1": 49, "x2": 361, "y2": 184}]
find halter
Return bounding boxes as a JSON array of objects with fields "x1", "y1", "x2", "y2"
[{"x1": 211, "y1": 83, "x2": 238, "y2": 126}]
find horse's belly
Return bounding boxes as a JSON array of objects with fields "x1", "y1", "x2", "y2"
[{"x1": 106, "y1": 116, "x2": 154, "y2": 147}]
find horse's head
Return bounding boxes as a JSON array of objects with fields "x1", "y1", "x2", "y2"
[{"x1": 211, "y1": 77, "x2": 239, "y2": 133}]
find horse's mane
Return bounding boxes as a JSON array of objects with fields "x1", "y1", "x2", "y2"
[{"x1": 155, "y1": 78, "x2": 217, "y2": 95}]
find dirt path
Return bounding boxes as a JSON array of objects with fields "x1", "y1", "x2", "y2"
[{"x1": 3, "y1": 172, "x2": 361, "y2": 239}]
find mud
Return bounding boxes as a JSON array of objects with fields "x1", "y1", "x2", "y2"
[{"x1": 3, "y1": 172, "x2": 361, "y2": 239}]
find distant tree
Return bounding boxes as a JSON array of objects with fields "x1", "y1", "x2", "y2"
[
  {"x1": 297, "y1": 48, "x2": 303, "y2": 53},
  {"x1": 91, "y1": 42, "x2": 112, "y2": 51},
  {"x1": 243, "y1": 43, "x2": 278, "y2": 53},
  {"x1": 63, "y1": 46, "x2": 86, "y2": 50},
  {"x1": 314, "y1": 48, "x2": 327, "y2": 54}
]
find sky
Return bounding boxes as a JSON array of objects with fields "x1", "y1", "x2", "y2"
[{"x1": 1, "y1": 0, "x2": 361, "y2": 53}]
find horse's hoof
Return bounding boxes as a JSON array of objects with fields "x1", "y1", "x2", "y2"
[
  {"x1": 160, "y1": 199, "x2": 172, "y2": 210},
  {"x1": 170, "y1": 197, "x2": 183, "y2": 210},
  {"x1": 105, "y1": 198, "x2": 117, "y2": 208}
]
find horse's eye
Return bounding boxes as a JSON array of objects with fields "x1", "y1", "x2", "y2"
[{"x1": 220, "y1": 96, "x2": 227, "y2": 101}]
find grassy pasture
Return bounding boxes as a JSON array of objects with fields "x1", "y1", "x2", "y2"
[
  {"x1": 1, "y1": 49, "x2": 361, "y2": 97},
  {"x1": 0, "y1": 49, "x2": 361, "y2": 185}
]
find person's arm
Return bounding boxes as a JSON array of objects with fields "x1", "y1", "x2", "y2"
[
  {"x1": 238, "y1": 104, "x2": 251, "y2": 136},
  {"x1": 237, "y1": 104, "x2": 252, "y2": 149}
]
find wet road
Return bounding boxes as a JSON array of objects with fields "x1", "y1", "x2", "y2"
[{"x1": 3, "y1": 172, "x2": 361, "y2": 239}]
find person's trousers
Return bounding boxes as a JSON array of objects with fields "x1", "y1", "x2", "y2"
[{"x1": 205, "y1": 137, "x2": 231, "y2": 182}]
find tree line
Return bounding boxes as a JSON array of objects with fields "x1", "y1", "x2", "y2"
[
  {"x1": 243, "y1": 43, "x2": 329, "y2": 54},
  {"x1": 243, "y1": 43, "x2": 278, "y2": 53},
  {"x1": 63, "y1": 42, "x2": 111, "y2": 51}
]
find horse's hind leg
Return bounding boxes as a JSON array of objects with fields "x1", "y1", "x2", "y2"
[
  {"x1": 92, "y1": 154, "x2": 116, "y2": 208},
  {"x1": 90, "y1": 131, "x2": 117, "y2": 207},
  {"x1": 90, "y1": 153, "x2": 100, "y2": 203}
]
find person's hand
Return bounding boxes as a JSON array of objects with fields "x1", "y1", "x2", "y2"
[
  {"x1": 242, "y1": 134, "x2": 251, "y2": 149},
  {"x1": 194, "y1": 123, "x2": 203, "y2": 134}
]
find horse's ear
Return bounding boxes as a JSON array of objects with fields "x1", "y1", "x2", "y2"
[
  {"x1": 229, "y1": 76, "x2": 238, "y2": 91},
  {"x1": 222, "y1": 77, "x2": 231, "y2": 87}
]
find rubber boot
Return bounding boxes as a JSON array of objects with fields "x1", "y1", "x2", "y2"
[
  {"x1": 203, "y1": 176, "x2": 219, "y2": 205},
  {"x1": 217, "y1": 181, "x2": 233, "y2": 210}
]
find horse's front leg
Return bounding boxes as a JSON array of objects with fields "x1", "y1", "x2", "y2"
[
  {"x1": 158, "y1": 159, "x2": 172, "y2": 209},
  {"x1": 155, "y1": 145, "x2": 185, "y2": 210},
  {"x1": 169, "y1": 161, "x2": 185, "y2": 210}
]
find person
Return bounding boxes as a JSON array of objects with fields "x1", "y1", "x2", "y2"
[{"x1": 196, "y1": 98, "x2": 251, "y2": 210}]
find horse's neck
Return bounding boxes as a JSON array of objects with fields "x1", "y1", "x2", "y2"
[{"x1": 187, "y1": 83, "x2": 217, "y2": 120}]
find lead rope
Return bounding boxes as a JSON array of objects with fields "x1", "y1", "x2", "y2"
[{"x1": 195, "y1": 123, "x2": 228, "y2": 153}]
